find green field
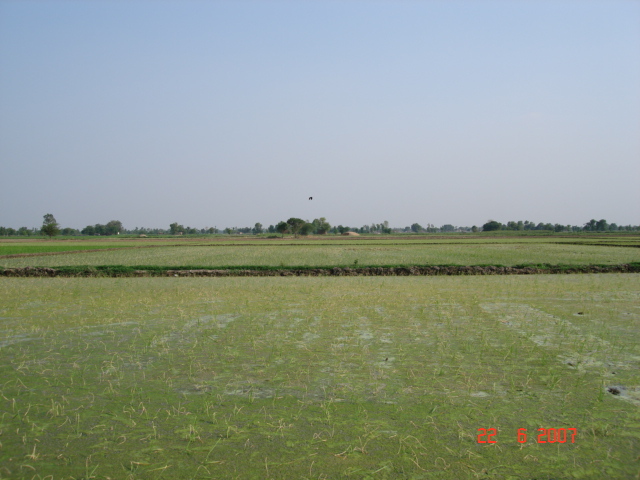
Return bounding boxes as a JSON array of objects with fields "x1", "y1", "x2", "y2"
[
  {"x1": 0, "y1": 243, "x2": 138, "y2": 256},
  {"x1": 1, "y1": 236, "x2": 639, "y2": 479},
  {"x1": 2, "y1": 238, "x2": 640, "y2": 269},
  {"x1": 1, "y1": 274, "x2": 639, "y2": 479}
]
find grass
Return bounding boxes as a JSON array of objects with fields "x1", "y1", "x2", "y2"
[
  {"x1": 1, "y1": 274, "x2": 639, "y2": 479},
  {"x1": 2, "y1": 241, "x2": 640, "y2": 268},
  {"x1": 0, "y1": 243, "x2": 140, "y2": 256}
]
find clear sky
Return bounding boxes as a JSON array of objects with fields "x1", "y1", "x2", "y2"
[{"x1": 1, "y1": 0, "x2": 639, "y2": 230}]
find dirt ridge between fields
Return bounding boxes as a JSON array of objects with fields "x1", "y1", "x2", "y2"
[{"x1": 2, "y1": 264, "x2": 639, "y2": 277}]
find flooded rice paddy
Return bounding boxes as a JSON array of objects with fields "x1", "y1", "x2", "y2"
[{"x1": 1, "y1": 275, "x2": 639, "y2": 479}]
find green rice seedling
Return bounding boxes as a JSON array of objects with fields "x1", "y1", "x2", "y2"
[
  {"x1": 0, "y1": 274, "x2": 639, "y2": 478},
  {"x1": 2, "y1": 238, "x2": 640, "y2": 268}
]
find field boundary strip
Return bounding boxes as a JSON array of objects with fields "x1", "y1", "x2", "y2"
[{"x1": 1, "y1": 263, "x2": 639, "y2": 277}]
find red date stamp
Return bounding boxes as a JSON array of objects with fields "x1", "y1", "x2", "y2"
[{"x1": 477, "y1": 428, "x2": 577, "y2": 443}]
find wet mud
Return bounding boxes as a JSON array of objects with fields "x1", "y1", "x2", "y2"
[{"x1": 1, "y1": 263, "x2": 639, "y2": 277}]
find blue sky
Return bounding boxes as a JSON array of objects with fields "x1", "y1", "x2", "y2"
[{"x1": 1, "y1": 0, "x2": 639, "y2": 230}]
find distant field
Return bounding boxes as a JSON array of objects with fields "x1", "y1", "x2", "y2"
[
  {"x1": 1, "y1": 240, "x2": 639, "y2": 268},
  {"x1": 1, "y1": 274, "x2": 638, "y2": 479},
  {"x1": 0, "y1": 243, "x2": 139, "y2": 256}
]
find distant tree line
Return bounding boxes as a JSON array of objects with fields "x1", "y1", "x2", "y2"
[
  {"x1": 2, "y1": 215, "x2": 639, "y2": 238},
  {"x1": 81, "y1": 220, "x2": 124, "y2": 236},
  {"x1": 168, "y1": 223, "x2": 220, "y2": 235},
  {"x1": 272, "y1": 218, "x2": 332, "y2": 237},
  {"x1": 0, "y1": 214, "x2": 80, "y2": 238},
  {"x1": 402, "y1": 223, "x2": 462, "y2": 233},
  {"x1": 479, "y1": 219, "x2": 635, "y2": 232}
]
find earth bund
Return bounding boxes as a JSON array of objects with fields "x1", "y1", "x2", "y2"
[{"x1": 2, "y1": 263, "x2": 639, "y2": 277}]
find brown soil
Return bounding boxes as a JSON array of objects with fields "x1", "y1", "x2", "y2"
[{"x1": 1, "y1": 264, "x2": 638, "y2": 278}]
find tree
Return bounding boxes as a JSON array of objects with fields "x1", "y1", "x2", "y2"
[
  {"x1": 253, "y1": 223, "x2": 263, "y2": 234},
  {"x1": 299, "y1": 222, "x2": 314, "y2": 236},
  {"x1": 41, "y1": 213, "x2": 60, "y2": 239},
  {"x1": 311, "y1": 217, "x2": 331, "y2": 235},
  {"x1": 82, "y1": 225, "x2": 96, "y2": 235},
  {"x1": 411, "y1": 223, "x2": 423, "y2": 233},
  {"x1": 596, "y1": 219, "x2": 608, "y2": 232},
  {"x1": 584, "y1": 219, "x2": 597, "y2": 231},
  {"x1": 482, "y1": 220, "x2": 502, "y2": 232},
  {"x1": 286, "y1": 218, "x2": 306, "y2": 238},
  {"x1": 105, "y1": 220, "x2": 123, "y2": 235},
  {"x1": 169, "y1": 222, "x2": 185, "y2": 235},
  {"x1": 276, "y1": 221, "x2": 288, "y2": 237}
]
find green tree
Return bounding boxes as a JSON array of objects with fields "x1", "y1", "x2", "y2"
[
  {"x1": 286, "y1": 218, "x2": 306, "y2": 238},
  {"x1": 169, "y1": 222, "x2": 185, "y2": 235},
  {"x1": 410, "y1": 223, "x2": 423, "y2": 233},
  {"x1": 105, "y1": 220, "x2": 123, "y2": 235},
  {"x1": 311, "y1": 217, "x2": 331, "y2": 235},
  {"x1": 82, "y1": 225, "x2": 95, "y2": 235},
  {"x1": 253, "y1": 223, "x2": 263, "y2": 234},
  {"x1": 482, "y1": 220, "x2": 502, "y2": 232},
  {"x1": 276, "y1": 221, "x2": 288, "y2": 237},
  {"x1": 596, "y1": 219, "x2": 608, "y2": 232},
  {"x1": 41, "y1": 213, "x2": 60, "y2": 239},
  {"x1": 584, "y1": 219, "x2": 597, "y2": 231},
  {"x1": 299, "y1": 222, "x2": 314, "y2": 236}
]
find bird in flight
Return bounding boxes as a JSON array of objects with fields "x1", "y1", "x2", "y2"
[{"x1": 309, "y1": 197, "x2": 313, "y2": 200}]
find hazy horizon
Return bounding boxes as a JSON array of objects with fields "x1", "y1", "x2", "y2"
[
  {"x1": 1, "y1": 214, "x2": 638, "y2": 233},
  {"x1": 1, "y1": 1, "x2": 639, "y2": 230}
]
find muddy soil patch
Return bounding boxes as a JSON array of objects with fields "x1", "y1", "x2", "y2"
[{"x1": 2, "y1": 263, "x2": 639, "y2": 277}]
